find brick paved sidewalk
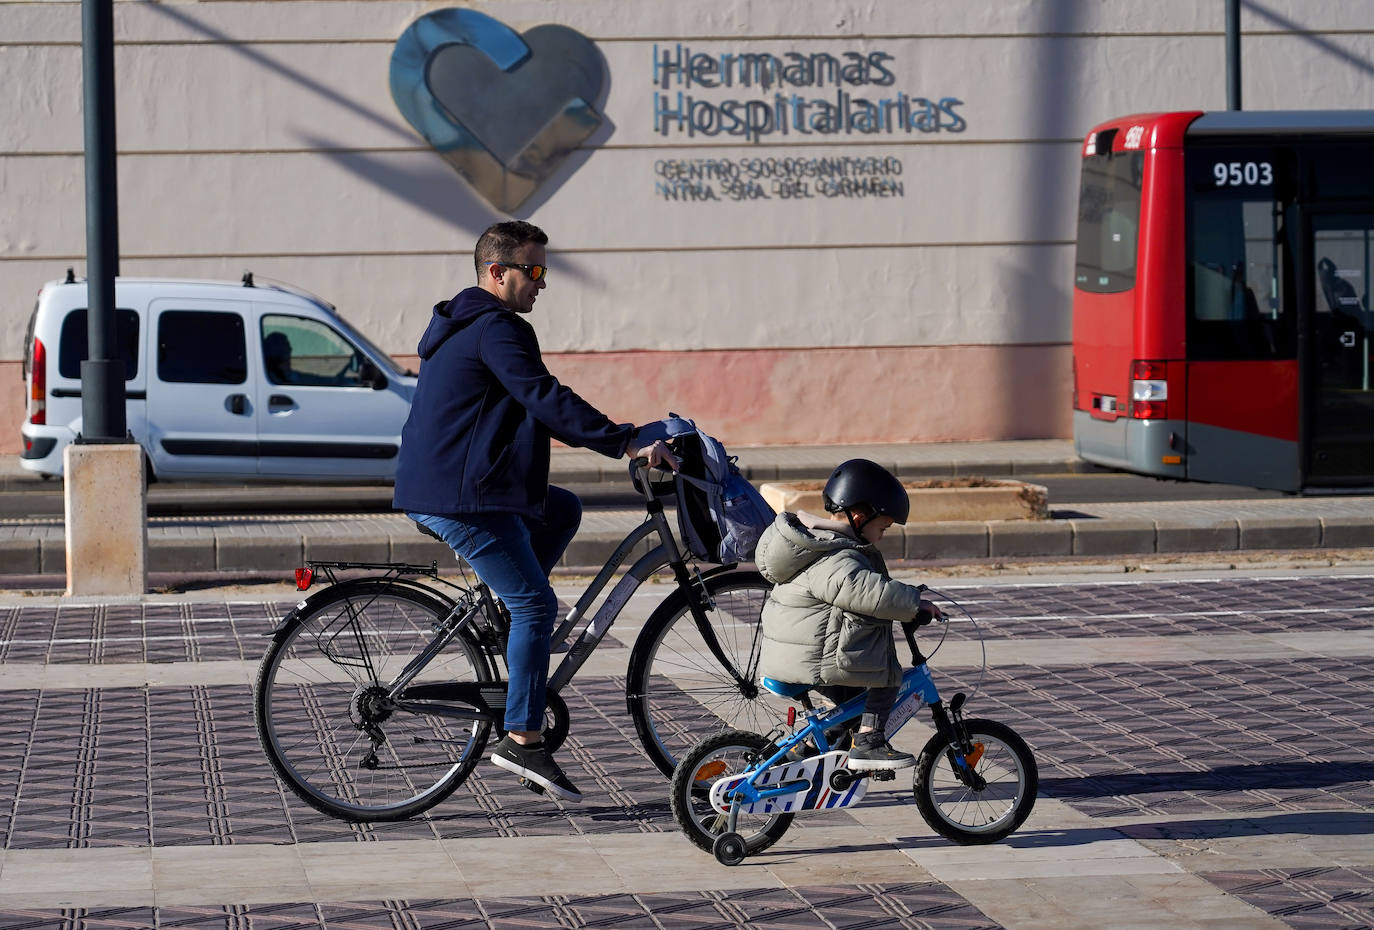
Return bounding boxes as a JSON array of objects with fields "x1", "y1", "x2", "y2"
[{"x1": 0, "y1": 571, "x2": 1370, "y2": 928}]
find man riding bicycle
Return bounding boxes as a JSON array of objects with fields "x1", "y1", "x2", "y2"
[{"x1": 394, "y1": 220, "x2": 673, "y2": 802}]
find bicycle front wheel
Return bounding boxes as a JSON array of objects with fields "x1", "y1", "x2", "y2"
[
  {"x1": 627, "y1": 570, "x2": 784, "y2": 777},
  {"x1": 255, "y1": 579, "x2": 496, "y2": 821},
  {"x1": 913, "y1": 718, "x2": 1038, "y2": 844}
]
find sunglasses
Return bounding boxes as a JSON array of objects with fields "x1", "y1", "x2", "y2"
[{"x1": 485, "y1": 261, "x2": 548, "y2": 281}]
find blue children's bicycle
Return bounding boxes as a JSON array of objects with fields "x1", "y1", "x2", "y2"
[{"x1": 668, "y1": 589, "x2": 1038, "y2": 865}]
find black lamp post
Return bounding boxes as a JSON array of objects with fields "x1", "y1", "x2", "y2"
[{"x1": 80, "y1": 0, "x2": 126, "y2": 442}]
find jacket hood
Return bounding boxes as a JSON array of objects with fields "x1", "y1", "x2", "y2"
[
  {"x1": 416, "y1": 286, "x2": 507, "y2": 359},
  {"x1": 756, "y1": 511, "x2": 871, "y2": 585}
]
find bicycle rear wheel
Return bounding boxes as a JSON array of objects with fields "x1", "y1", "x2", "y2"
[
  {"x1": 912, "y1": 718, "x2": 1038, "y2": 844},
  {"x1": 255, "y1": 579, "x2": 496, "y2": 821},
  {"x1": 669, "y1": 729, "x2": 793, "y2": 855},
  {"x1": 627, "y1": 570, "x2": 783, "y2": 777}
]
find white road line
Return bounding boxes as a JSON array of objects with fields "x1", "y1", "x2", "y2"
[{"x1": 931, "y1": 573, "x2": 1374, "y2": 591}]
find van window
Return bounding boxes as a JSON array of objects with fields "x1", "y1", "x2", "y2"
[
  {"x1": 261, "y1": 315, "x2": 369, "y2": 386},
  {"x1": 158, "y1": 310, "x2": 247, "y2": 384},
  {"x1": 57, "y1": 308, "x2": 141, "y2": 379}
]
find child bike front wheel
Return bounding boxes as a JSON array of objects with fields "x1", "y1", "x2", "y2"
[
  {"x1": 912, "y1": 718, "x2": 1038, "y2": 845},
  {"x1": 670, "y1": 729, "x2": 794, "y2": 856}
]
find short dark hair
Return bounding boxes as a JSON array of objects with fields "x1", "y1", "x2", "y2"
[{"x1": 474, "y1": 221, "x2": 548, "y2": 280}]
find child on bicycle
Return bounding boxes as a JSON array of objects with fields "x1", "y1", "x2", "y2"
[{"x1": 755, "y1": 458, "x2": 941, "y2": 770}]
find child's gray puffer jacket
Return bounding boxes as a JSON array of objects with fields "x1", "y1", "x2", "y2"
[{"x1": 755, "y1": 511, "x2": 927, "y2": 689}]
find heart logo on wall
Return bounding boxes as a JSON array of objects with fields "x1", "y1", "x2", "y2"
[{"x1": 390, "y1": 9, "x2": 608, "y2": 212}]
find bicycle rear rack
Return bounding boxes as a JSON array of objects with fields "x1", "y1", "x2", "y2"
[{"x1": 298, "y1": 559, "x2": 440, "y2": 589}]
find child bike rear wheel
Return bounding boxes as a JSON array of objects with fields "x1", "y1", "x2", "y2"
[
  {"x1": 670, "y1": 729, "x2": 793, "y2": 856},
  {"x1": 912, "y1": 718, "x2": 1038, "y2": 845}
]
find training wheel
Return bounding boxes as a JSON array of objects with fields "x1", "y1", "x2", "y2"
[{"x1": 713, "y1": 832, "x2": 748, "y2": 866}]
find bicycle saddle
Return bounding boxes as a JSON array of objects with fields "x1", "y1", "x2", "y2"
[{"x1": 761, "y1": 678, "x2": 811, "y2": 699}]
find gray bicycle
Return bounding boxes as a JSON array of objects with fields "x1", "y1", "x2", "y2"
[{"x1": 254, "y1": 459, "x2": 779, "y2": 821}]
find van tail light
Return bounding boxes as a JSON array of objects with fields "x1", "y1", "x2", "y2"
[
  {"x1": 1129, "y1": 359, "x2": 1168, "y2": 419},
  {"x1": 28, "y1": 337, "x2": 46, "y2": 425}
]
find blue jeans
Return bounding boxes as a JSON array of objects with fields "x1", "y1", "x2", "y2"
[{"x1": 409, "y1": 487, "x2": 581, "y2": 733}]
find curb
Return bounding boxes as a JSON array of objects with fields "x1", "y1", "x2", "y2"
[{"x1": 3, "y1": 512, "x2": 1371, "y2": 581}]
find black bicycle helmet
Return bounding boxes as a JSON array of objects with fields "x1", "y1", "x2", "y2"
[{"x1": 822, "y1": 458, "x2": 911, "y2": 525}]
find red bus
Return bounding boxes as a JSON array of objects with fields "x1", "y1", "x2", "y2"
[{"x1": 1072, "y1": 110, "x2": 1374, "y2": 491}]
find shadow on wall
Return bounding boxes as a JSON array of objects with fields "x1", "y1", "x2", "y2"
[
  {"x1": 140, "y1": 3, "x2": 613, "y2": 253},
  {"x1": 988, "y1": 0, "x2": 1086, "y2": 440},
  {"x1": 1248, "y1": 1, "x2": 1374, "y2": 78}
]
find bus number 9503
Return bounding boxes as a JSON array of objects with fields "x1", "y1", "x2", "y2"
[{"x1": 1213, "y1": 161, "x2": 1274, "y2": 187}]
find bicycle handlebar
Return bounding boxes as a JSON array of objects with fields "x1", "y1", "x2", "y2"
[
  {"x1": 629, "y1": 456, "x2": 674, "y2": 502},
  {"x1": 900, "y1": 584, "x2": 933, "y2": 666}
]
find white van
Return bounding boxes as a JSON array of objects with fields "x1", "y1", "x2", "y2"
[{"x1": 20, "y1": 274, "x2": 417, "y2": 481}]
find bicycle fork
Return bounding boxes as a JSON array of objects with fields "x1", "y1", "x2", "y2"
[{"x1": 928, "y1": 693, "x2": 987, "y2": 790}]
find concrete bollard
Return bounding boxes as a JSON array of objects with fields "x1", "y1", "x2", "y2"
[{"x1": 64, "y1": 443, "x2": 147, "y2": 596}]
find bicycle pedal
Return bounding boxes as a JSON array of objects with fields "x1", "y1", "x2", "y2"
[
  {"x1": 518, "y1": 777, "x2": 546, "y2": 796},
  {"x1": 872, "y1": 770, "x2": 896, "y2": 781}
]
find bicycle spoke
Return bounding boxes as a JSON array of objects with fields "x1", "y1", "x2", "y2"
[
  {"x1": 629, "y1": 573, "x2": 789, "y2": 776},
  {"x1": 257, "y1": 583, "x2": 494, "y2": 820}
]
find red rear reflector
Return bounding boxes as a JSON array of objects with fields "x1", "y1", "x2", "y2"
[
  {"x1": 1132, "y1": 400, "x2": 1168, "y2": 419},
  {"x1": 786, "y1": 706, "x2": 796, "y2": 727},
  {"x1": 295, "y1": 567, "x2": 314, "y2": 590}
]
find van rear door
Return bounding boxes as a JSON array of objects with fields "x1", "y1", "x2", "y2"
[
  {"x1": 145, "y1": 297, "x2": 258, "y2": 478},
  {"x1": 252, "y1": 307, "x2": 408, "y2": 480}
]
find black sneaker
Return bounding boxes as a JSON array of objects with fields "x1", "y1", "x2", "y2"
[
  {"x1": 783, "y1": 723, "x2": 858, "y2": 761},
  {"x1": 847, "y1": 731, "x2": 915, "y2": 771},
  {"x1": 489, "y1": 736, "x2": 582, "y2": 803}
]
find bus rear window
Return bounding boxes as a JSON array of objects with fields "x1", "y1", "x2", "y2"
[{"x1": 1075, "y1": 151, "x2": 1144, "y2": 294}]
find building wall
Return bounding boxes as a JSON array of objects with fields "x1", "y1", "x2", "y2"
[{"x1": 3, "y1": 1, "x2": 1374, "y2": 449}]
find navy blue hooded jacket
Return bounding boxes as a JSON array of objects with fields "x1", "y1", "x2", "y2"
[{"x1": 393, "y1": 287, "x2": 634, "y2": 519}]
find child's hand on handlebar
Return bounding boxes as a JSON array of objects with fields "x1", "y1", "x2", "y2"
[
  {"x1": 913, "y1": 599, "x2": 945, "y2": 626},
  {"x1": 635, "y1": 439, "x2": 680, "y2": 472}
]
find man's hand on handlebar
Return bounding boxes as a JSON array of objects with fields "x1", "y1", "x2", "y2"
[{"x1": 634, "y1": 439, "x2": 679, "y2": 472}]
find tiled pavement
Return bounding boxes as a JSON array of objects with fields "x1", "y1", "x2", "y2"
[{"x1": 0, "y1": 571, "x2": 1370, "y2": 929}]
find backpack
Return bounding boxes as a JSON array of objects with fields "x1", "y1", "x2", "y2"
[{"x1": 638, "y1": 414, "x2": 776, "y2": 564}]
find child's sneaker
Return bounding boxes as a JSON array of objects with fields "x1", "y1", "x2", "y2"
[
  {"x1": 489, "y1": 736, "x2": 582, "y2": 802},
  {"x1": 847, "y1": 730, "x2": 915, "y2": 771}
]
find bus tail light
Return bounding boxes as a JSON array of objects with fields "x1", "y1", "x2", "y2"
[
  {"x1": 28, "y1": 337, "x2": 46, "y2": 425},
  {"x1": 1130, "y1": 359, "x2": 1168, "y2": 419}
]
